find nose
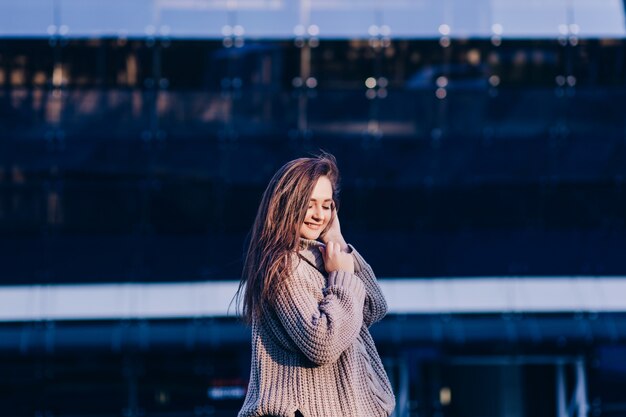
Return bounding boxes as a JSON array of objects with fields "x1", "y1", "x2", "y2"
[{"x1": 311, "y1": 206, "x2": 324, "y2": 221}]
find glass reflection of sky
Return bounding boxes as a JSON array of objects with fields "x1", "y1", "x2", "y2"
[{"x1": 0, "y1": 0, "x2": 624, "y2": 38}]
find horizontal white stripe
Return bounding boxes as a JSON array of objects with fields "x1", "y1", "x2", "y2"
[
  {"x1": 0, "y1": 277, "x2": 625, "y2": 322},
  {"x1": 385, "y1": 277, "x2": 626, "y2": 313}
]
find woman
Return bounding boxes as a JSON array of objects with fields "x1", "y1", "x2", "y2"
[{"x1": 236, "y1": 152, "x2": 395, "y2": 417}]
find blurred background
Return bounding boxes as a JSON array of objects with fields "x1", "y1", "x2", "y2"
[{"x1": 1, "y1": 0, "x2": 626, "y2": 416}]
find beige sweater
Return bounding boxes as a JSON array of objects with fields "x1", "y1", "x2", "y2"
[{"x1": 238, "y1": 238, "x2": 395, "y2": 417}]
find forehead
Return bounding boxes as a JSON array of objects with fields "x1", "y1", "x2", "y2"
[{"x1": 310, "y1": 176, "x2": 333, "y2": 199}]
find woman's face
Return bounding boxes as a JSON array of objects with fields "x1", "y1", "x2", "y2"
[{"x1": 299, "y1": 175, "x2": 333, "y2": 240}]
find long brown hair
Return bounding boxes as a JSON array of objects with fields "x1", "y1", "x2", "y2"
[{"x1": 235, "y1": 152, "x2": 341, "y2": 324}]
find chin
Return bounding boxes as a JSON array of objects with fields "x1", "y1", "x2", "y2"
[
  {"x1": 300, "y1": 227, "x2": 322, "y2": 240},
  {"x1": 301, "y1": 232, "x2": 320, "y2": 240}
]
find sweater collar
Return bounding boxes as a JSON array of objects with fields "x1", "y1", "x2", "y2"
[{"x1": 298, "y1": 237, "x2": 326, "y2": 272}]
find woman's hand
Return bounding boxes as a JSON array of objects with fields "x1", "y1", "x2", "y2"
[
  {"x1": 321, "y1": 206, "x2": 348, "y2": 250},
  {"x1": 319, "y1": 241, "x2": 355, "y2": 274}
]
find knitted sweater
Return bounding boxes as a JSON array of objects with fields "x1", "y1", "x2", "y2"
[{"x1": 238, "y1": 238, "x2": 395, "y2": 417}]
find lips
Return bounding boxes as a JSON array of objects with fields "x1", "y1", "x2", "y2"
[{"x1": 305, "y1": 222, "x2": 322, "y2": 230}]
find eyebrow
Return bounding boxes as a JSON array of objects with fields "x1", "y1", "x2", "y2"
[{"x1": 310, "y1": 198, "x2": 333, "y2": 202}]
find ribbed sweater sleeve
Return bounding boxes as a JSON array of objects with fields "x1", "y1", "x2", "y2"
[
  {"x1": 347, "y1": 243, "x2": 388, "y2": 327},
  {"x1": 272, "y1": 258, "x2": 367, "y2": 366}
]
